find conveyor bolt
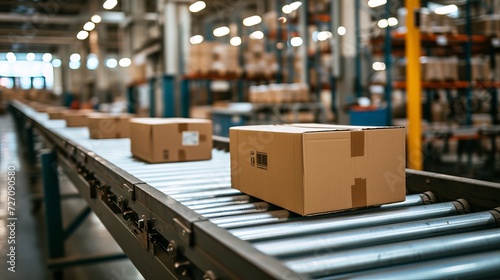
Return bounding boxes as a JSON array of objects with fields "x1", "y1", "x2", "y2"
[
  {"x1": 203, "y1": 270, "x2": 217, "y2": 280},
  {"x1": 167, "y1": 241, "x2": 177, "y2": 258},
  {"x1": 174, "y1": 261, "x2": 190, "y2": 276}
]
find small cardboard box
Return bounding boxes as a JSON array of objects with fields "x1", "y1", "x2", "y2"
[
  {"x1": 129, "y1": 118, "x2": 213, "y2": 163},
  {"x1": 46, "y1": 107, "x2": 68, "y2": 119},
  {"x1": 230, "y1": 124, "x2": 406, "y2": 216},
  {"x1": 63, "y1": 109, "x2": 94, "y2": 127},
  {"x1": 87, "y1": 113, "x2": 133, "y2": 139}
]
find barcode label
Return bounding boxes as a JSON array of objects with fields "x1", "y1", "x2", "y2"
[{"x1": 256, "y1": 152, "x2": 268, "y2": 170}]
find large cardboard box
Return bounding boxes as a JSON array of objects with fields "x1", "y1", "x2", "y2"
[
  {"x1": 130, "y1": 118, "x2": 213, "y2": 163},
  {"x1": 63, "y1": 109, "x2": 94, "y2": 127},
  {"x1": 230, "y1": 124, "x2": 406, "y2": 216},
  {"x1": 87, "y1": 113, "x2": 133, "y2": 139}
]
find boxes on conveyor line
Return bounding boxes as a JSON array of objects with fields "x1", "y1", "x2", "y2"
[
  {"x1": 63, "y1": 109, "x2": 94, "y2": 127},
  {"x1": 87, "y1": 113, "x2": 134, "y2": 139},
  {"x1": 46, "y1": 107, "x2": 69, "y2": 119},
  {"x1": 230, "y1": 124, "x2": 406, "y2": 216},
  {"x1": 129, "y1": 118, "x2": 212, "y2": 163}
]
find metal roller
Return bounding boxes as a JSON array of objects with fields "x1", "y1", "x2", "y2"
[
  {"x1": 170, "y1": 188, "x2": 242, "y2": 202},
  {"x1": 257, "y1": 210, "x2": 500, "y2": 258},
  {"x1": 182, "y1": 195, "x2": 252, "y2": 210},
  {"x1": 230, "y1": 200, "x2": 469, "y2": 241},
  {"x1": 210, "y1": 210, "x2": 291, "y2": 227},
  {"x1": 196, "y1": 202, "x2": 271, "y2": 218},
  {"x1": 345, "y1": 250, "x2": 500, "y2": 280},
  {"x1": 285, "y1": 229, "x2": 500, "y2": 277},
  {"x1": 151, "y1": 177, "x2": 231, "y2": 188},
  {"x1": 130, "y1": 167, "x2": 230, "y2": 180}
]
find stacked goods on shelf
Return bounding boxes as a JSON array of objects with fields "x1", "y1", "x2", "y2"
[
  {"x1": 459, "y1": 56, "x2": 491, "y2": 81},
  {"x1": 249, "y1": 83, "x2": 309, "y2": 103},
  {"x1": 420, "y1": 8, "x2": 457, "y2": 34},
  {"x1": 187, "y1": 42, "x2": 241, "y2": 75},
  {"x1": 244, "y1": 39, "x2": 278, "y2": 79},
  {"x1": 421, "y1": 57, "x2": 459, "y2": 82},
  {"x1": 463, "y1": 15, "x2": 500, "y2": 37}
]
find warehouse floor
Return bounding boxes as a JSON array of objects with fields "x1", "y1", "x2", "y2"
[{"x1": 0, "y1": 113, "x2": 143, "y2": 280}]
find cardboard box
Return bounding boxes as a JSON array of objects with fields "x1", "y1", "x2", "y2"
[
  {"x1": 230, "y1": 124, "x2": 406, "y2": 216},
  {"x1": 63, "y1": 109, "x2": 94, "y2": 127},
  {"x1": 87, "y1": 113, "x2": 133, "y2": 139},
  {"x1": 46, "y1": 107, "x2": 68, "y2": 119},
  {"x1": 130, "y1": 118, "x2": 213, "y2": 163}
]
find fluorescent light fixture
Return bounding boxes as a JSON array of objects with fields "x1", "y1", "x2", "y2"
[
  {"x1": 83, "y1": 22, "x2": 96, "y2": 31},
  {"x1": 189, "y1": 1, "x2": 206, "y2": 13},
  {"x1": 91, "y1": 14, "x2": 101, "y2": 23},
  {"x1": 105, "y1": 58, "x2": 118, "y2": 68},
  {"x1": 42, "y1": 53, "x2": 52, "y2": 62},
  {"x1": 230, "y1": 36, "x2": 242, "y2": 46},
  {"x1": 86, "y1": 54, "x2": 99, "y2": 70},
  {"x1": 103, "y1": 0, "x2": 118, "y2": 10},
  {"x1": 51, "y1": 59, "x2": 62, "y2": 68},
  {"x1": 378, "y1": 19, "x2": 388, "y2": 28},
  {"x1": 388, "y1": 17, "x2": 398, "y2": 26},
  {"x1": 119, "y1": 58, "x2": 131, "y2": 67},
  {"x1": 70, "y1": 53, "x2": 81, "y2": 62},
  {"x1": 337, "y1": 26, "x2": 346, "y2": 36},
  {"x1": 434, "y1": 4, "x2": 458, "y2": 15},
  {"x1": 282, "y1": 5, "x2": 293, "y2": 14},
  {"x1": 289, "y1": 1, "x2": 302, "y2": 10},
  {"x1": 317, "y1": 31, "x2": 332, "y2": 41},
  {"x1": 189, "y1": 35, "x2": 204, "y2": 44},
  {"x1": 243, "y1": 15, "x2": 262, "y2": 27},
  {"x1": 26, "y1": 52, "x2": 36, "y2": 61},
  {"x1": 77, "y1": 30, "x2": 89, "y2": 40},
  {"x1": 290, "y1": 36, "x2": 303, "y2": 47},
  {"x1": 213, "y1": 26, "x2": 230, "y2": 37},
  {"x1": 6, "y1": 52, "x2": 16, "y2": 63},
  {"x1": 249, "y1": 30, "x2": 264, "y2": 40},
  {"x1": 372, "y1": 61, "x2": 386, "y2": 71},
  {"x1": 69, "y1": 61, "x2": 80, "y2": 69},
  {"x1": 368, "y1": 0, "x2": 387, "y2": 8}
]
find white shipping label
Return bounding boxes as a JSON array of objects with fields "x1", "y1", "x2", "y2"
[{"x1": 182, "y1": 131, "x2": 199, "y2": 146}]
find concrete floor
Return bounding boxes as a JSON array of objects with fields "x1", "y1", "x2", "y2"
[{"x1": 0, "y1": 113, "x2": 143, "y2": 280}]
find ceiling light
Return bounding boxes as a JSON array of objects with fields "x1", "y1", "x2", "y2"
[
  {"x1": 249, "y1": 30, "x2": 264, "y2": 40},
  {"x1": 189, "y1": 35, "x2": 204, "y2": 44},
  {"x1": 290, "y1": 36, "x2": 303, "y2": 47},
  {"x1": 70, "y1": 53, "x2": 81, "y2": 62},
  {"x1": 86, "y1": 54, "x2": 99, "y2": 70},
  {"x1": 388, "y1": 17, "x2": 398, "y2": 26},
  {"x1": 434, "y1": 4, "x2": 458, "y2": 15},
  {"x1": 119, "y1": 58, "x2": 131, "y2": 67},
  {"x1": 337, "y1": 26, "x2": 346, "y2": 36},
  {"x1": 51, "y1": 58, "x2": 62, "y2": 68},
  {"x1": 243, "y1": 15, "x2": 262, "y2": 27},
  {"x1": 77, "y1": 30, "x2": 89, "y2": 40},
  {"x1": 317, "y1": 31, "x2": 332, "y2": 41},
  {"x1": 372, "y1": 61, "x2": 386, "y2": 71},
  {"x1": 69, "y1": 61, "x2": 80, "y2": 69},
  {"x1": 282, "y1": 5, "x2": 293, "y2": 14},
  {"x1": 377, "y1": 19, "x2": 389, "y2": 28},
  {"x1": 103, "y1": 0, "x2": 118, "y2": 10},
  {"x1": 368, "y1": 0, "x2": 387, "y2": 8},
  {"x1": 105, "y1": 58, "x2": 118, "y2": 68},
  {"x1": 6, "y1": 52, "x2": 16, "y2": 63},
  {"x1": 83, "y1": 22, "x2": 96, "y2": 31},
  {"x1": 42, "y1": 53, "x2": 52, "y2": 62},
  {"x1": 289, "y1": 1, "x2": 302, "y2": 10},
  {"x1": 91, "y1": 14, "x2": 101, "y2": 23},
  {"x1": 230, "y1": 36, "x2": 241, "y2": 46},
  {"x1": 189, "y1": 1, "x2": 206, "y2": 13},
  {"x1": 278, "y1": 16, "x2": 287, "y2": 24},
  {"x1": 213, "y1": 26, "x2": 230, "y2": 37},
  {"x1": 26, "y1": 52, "x2": 36, "y2": 61}
]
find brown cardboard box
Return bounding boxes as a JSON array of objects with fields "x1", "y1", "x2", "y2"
[
  {"x1": 230, "y1": 124, "x2": 406, "y2": 216},
  {"x1": 63, "y1": 109, "x2": 94, "y2": 127},
  {"x1": 46, "y1": 107, "x2": 68, "y2": 119},
  {"x1": 130, "y1": 118, "x2": 213, "y2": 163},
  {"x1": 87, "y1": 113, "x2": 133, "y2": 139}
]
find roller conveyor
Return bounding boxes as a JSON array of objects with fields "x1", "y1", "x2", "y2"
[{"x1": 10, "y1": 101, "x2": 500, "y2": 280}]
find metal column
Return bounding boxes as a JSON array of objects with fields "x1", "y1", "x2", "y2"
[{"x1": 384, "y1": 1, "x2": 393, "y2": 125}]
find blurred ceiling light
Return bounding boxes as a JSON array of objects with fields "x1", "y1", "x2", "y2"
[
  {"x1": 69, "y1": 61, "x2": 80, "y2": 69},
  {"x1": 368, "y1": 0, "x2": 387, "y2": 8},
  {"x1": 189, "y1": 1, "x2": 206, "y2": 13},
  {"x1": 70, "y1": 53, "x2": 81, "y2": 62},
  {"x1": 290, "y1": 36, "x2": 303, "y2": 47},
  {"x1": 77, "y1": 30, "x2": 89, "y2": 40},
  {"x1": 119, "y1": 58, "x2": 131, "y2": 67},
  {"x1": 243, "y1": 15, "x2": 262, "y2": 27},
  {"x1": 372, "y1": 61, "x2": 386, "y2": 71},
  {"x1": 91, "y1": 14, "x2": 101, "y2": 23},
  {"x1": 278, "y1": 16, "x2": 287, "y2": 24},
  {"x1": 189, "y1": 34, "x2": 204, "y2": 44},
  {"x1": 26, "y1": 52, "x2": 35, "y2": 61},
  {"x1": 388, "y1": 17, "x2": 398, "y2": 26},
  {"x1": 282, "y1": 5, "x2": 293, "y2": 14},
  {"x1": 249, "y1": 30, "x2": 264, "y2": 40},
  {"x1": 213, "y1": 26, "x2": 230, "y2": 37},
  {"x1": 105, "y1": 58, "x2": 118, "y2": 68},
  {"x1": 83, "y1": 21, "x2": 96, "y2": 31},
  {"x1": 42, "y1": 53, "x2": 52, "y2": 62},
  {"x1": 289, "y1": 1, "x2": 302, "y2": 10},
  {"x1": 103, "y1": 0, "x2": 118, "y2": 10},
  {"x1": 337, "y1": 26, "x2": 346, "y2": 36},
  {"x1": 87, "y1": 54, "x2": 99, "y2": 70},
  {"x1": 230, "y1": 36, "x2": 242, "y2": 46},
  {"x1": 51, "y1": 58, "x2": 62, "y2": 68},
  {"x1": 377, "y1": 19, "x2": 389, "y2": 28},
  {"x1": 434, "y1": 4, "x2": 458, "y2": 15},
  {"x1": 6, "y1": 52, "x2": 16, "y2": 63},
  {"x1": 317, "y1": 31, "x2": 332, "y2": 41}
]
